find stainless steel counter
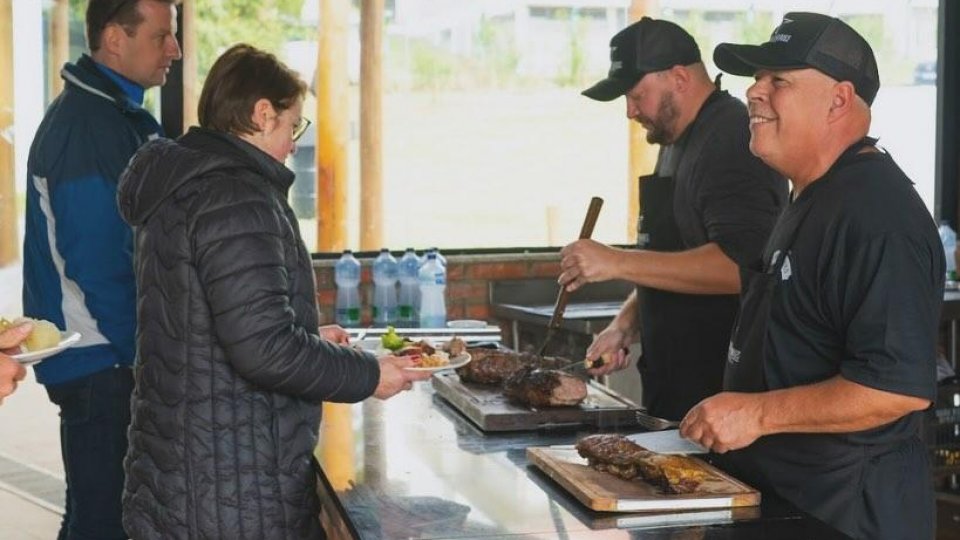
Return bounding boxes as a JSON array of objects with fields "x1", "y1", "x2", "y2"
[{"x1": 314, "y1": 383, "x2": 849, "y2": 539}]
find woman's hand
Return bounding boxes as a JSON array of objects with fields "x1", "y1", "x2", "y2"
[
  {"x1": 318, "y1": 324, "x2": 350, "y2": 345},
  {"x1": 373, "y1": 355, "x2": 432, "y2": 399}
]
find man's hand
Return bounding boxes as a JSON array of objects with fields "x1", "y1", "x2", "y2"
[
  {"x1": 0, "y1": 323, "x2": 33, "y2": 404},
  {"x1": 679, "y1": 392, "x2": 766, "y2": 453},
  {"x1": 372, "y1": 355, "x2": 433, "y2": 400},
  {"x1": 318, "y1": 324, "x2": 350, "y2": 345},
  {"x1": 585, "y1": 324, "x2": 633, "y2": 376},
  {"x1": 0, "y1": 355, "x2": 26, "y2": 404},
  {"x1": 559, "y1": 240, "x2": 621, "y2": 292},
  {"x1": 0, "y1": 321, "x2": 32, "y2": 355}
]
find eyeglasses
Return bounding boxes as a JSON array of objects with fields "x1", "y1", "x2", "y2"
[{"x1": 292, "y1": 116, "x2": 311, "y2": 142}]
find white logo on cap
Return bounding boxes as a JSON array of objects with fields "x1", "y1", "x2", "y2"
[{"x1": 770, "y1": 18, "x2": 794, "y2": 42}]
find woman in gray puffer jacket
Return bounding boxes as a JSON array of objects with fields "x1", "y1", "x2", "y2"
[{"x1": 117, "y1": 44, "x2": 429, "y2": 540}]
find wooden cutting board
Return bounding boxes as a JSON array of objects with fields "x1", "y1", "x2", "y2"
[
  {"x1": 431, "y1": 371, "x2": 641, "y2": 431},
  {"x1": 528, "y1": 446, "x2": 760, "y2": 512}
]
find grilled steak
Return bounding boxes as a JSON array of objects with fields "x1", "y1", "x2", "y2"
[
  {"x1": 455, "y1": 349, "x2": 565, "y2": 385},
  {"x1": 576, "y1": 434, "x2": 652, "y2": 479},
  {"x1": 575, "y1": 434, "x2": 710, "y2": 493},
  {"x1": 502, "y1": 365, "x2": 587, "y2": 407}
]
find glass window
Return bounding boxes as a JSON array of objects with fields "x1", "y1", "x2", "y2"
[{"x1": 16, "y1": 0, "x2": 940, "y2": 253}]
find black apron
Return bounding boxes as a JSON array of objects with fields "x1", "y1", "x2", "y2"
[
  {"x1": 634, "y1": 91, "x2": 739, "y2": 422},
  {"x1": 719, "y1": 139, "x2": 934, "y2": 540}
]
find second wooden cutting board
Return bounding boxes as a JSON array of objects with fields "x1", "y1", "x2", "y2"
[{"x1": 527, "y1": 446, "x2": 760, "y2": 512}]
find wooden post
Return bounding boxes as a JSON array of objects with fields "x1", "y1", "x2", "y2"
[
  {"x1": 316, "y1": 0, "x2": 350, "y2": 252},
  {"x1": 181, "y1": 0, "x2": 198, "y2": 129},
  {"x1": 318, "y1": 403, "x2": 355, "y2": 490},
  {"x1": 359, "y1": 0, "x2": 383, "y2": 250},
  {"x1": 0, "y1": 0, "x2": 16, "y2": 266},
  {"x1": 626, "y1": 0, "x2": 659, "y2": 243},
  {"x1": 49, "y1": 0, "x2": 69, "y2": 97}
]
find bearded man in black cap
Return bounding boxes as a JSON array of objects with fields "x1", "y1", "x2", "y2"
[
  {"x1": 558, "y1": 17, "x2": 786, "y2": 421},
  {"x1": 680, "y1": 12, "x2": 943, "y2": 539}
]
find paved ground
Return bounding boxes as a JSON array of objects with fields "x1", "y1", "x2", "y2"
[{"x1": 0, "y1": 263, "x2": 64, "y2": 538}]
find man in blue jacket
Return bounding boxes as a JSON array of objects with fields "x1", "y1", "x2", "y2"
[{"x1": 23, "y1": 1, "x2": 181, "y2": 537}]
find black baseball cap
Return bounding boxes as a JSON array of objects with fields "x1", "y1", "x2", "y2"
[
  {"x1": 582, "y1": 17, "x2": 701, "y2": 102},
  {"x1": 714, "y1": 12, "x2": 880, "y2": 105}
]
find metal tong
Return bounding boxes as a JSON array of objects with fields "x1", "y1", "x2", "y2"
[{"x1": 535, "y1": 196, "x2": 604, "y2": 358}]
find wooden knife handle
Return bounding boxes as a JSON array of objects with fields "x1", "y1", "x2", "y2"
[
  {"x1": 548, "y1": 197, "x2": 604, "y2": 329},
  {"x1": 577, "y1": 196, "x2": 604, "y2": 240}
]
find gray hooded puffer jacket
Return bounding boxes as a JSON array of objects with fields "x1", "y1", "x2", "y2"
[{"x1": 117, "y1": 127, "x2": 379, "y2": 540}]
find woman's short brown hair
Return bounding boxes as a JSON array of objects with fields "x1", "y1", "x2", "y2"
[{"x1": 197, "y1": 44, "x2": 308, "y2": 137}]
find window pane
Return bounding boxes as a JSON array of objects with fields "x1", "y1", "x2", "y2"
[{"x1": 33, "y1": 1, "x2": 932, "y2": 251}]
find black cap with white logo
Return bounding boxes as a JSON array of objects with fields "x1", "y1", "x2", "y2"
[
  {"x1": 713, "y1": 12, "x2": 880, "y2": 105},
  {"x1": 582, "y1": 17, "x2": 701, "y2": 102}
]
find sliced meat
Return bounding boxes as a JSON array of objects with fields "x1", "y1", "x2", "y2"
[
  {"x1": 576, "y1": 434, "x2": 652, "y2": 473},
  {"x1": 444, "y1": 337, "x2": 467, "y2": 357},
  {"x1": 575, "y1": 434, "x2": 711, "y2": 493},
  {"x1": 456, "y1": 349, "x2": 565, "y2": 385},
  {"x1": 502, "y1": 366, "x2": 587, "y2": 408}
]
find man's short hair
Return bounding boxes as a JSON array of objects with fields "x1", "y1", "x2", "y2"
[
  {"x1": 197, "y1": 44, "x2": 308, "y2": 137},
  {"x1": 86, "y1": 0, "x2": 178, "y2": 52}
]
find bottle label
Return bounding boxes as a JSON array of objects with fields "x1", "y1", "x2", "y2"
[{"x1": 398, "y1": 305, "x2": 413, "y2": 318}]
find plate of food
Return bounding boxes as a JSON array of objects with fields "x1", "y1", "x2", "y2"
[
  {"x1": 402, "y1": 352, "x2": 471, "y2": 373},
  {"x1": 372, "y1": 327, "x2": 472, "y2": 372},
  {"x1": 1, "y1": 316, "x2": 82, "y2": 367},
  {"x1": 12, "y1": 331, "x2": 82, "y2": 366}
]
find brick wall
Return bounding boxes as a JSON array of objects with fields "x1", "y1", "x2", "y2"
[{"x1": 312, "y1": 252, "x2": 562, "y2": 326}]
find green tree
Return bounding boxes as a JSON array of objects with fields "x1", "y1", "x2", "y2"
[{"x1": 68, "y1": 0, "x2": 311, "y2": 81}]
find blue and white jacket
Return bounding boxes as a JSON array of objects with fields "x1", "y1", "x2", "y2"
[{"x1": 23, "y1": 55, "x2": 163, "y2": 385}]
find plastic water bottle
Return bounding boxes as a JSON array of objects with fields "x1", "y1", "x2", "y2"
[
  {"x1": 420, "y1": 248, "x2": 447, "y2": 268},
  {"x1": 418, "y1": 252, "x2": 447, "y2": 328},
  {"x1": 940, "y1": 221, "x2": 957, "y2": 280},
  {"x1": 334, "y1": 250, "x2": 361, "y2": 327},
  {"x1": 372, "y1": 248, "x2": 399, "y2": 326},
  {"x1": 397, "y1": 248, "x2": 420, "y2": 327}
]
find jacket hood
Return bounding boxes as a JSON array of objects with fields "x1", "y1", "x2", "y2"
[{"x1": 118, "y1": 127, "x2": 295, "y2": 226}]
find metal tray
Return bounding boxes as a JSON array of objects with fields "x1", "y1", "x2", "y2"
[{"x1": 431, "y1": 371, "x2": 642, "y2": 432}]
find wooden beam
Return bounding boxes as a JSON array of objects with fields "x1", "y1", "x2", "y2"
[
  {"x1": 49, "y1": 0, "x2": 69, "y2": 98},
  {"x1": 0, "y1": 0, "x2": 16, "y2": 266},
  {"x1": 359, "y1": 0, "x2": 383, "y2": 250},
  {"x1": 181, "y1": 0, "x2": 198, "y2": 129},
  {"x1": 316, "y1": 0, "x2": 350, "y2": 252},
  {"x1": 627, "y1": 0, "x2": 659, "y2": 244}
]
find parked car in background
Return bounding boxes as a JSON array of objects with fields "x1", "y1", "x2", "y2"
[{"x1": 914, "y1": 60, "x2": 937, "y2": 85}]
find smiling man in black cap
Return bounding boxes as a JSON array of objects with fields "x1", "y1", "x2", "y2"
[
  {"x1": 558, "y1": 17, "x2": 786, "y2": 421},
  {"x1": 680, "y1": 12, "x2": 943, "y2": 539}
]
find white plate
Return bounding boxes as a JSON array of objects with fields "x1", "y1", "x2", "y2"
[
  {"x1": 402, "y1": 352, "x2": 471, "y2": 373},
  {"x1": 10, "y1": 331, "x2": 82, "y2": 366}
]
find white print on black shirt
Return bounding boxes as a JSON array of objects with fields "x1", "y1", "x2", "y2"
[
  {"x1": 727, "y1": 342, "x2": 741, "y2": 365},
  {"x1": 781, "y1": 254, "x2": 792, "y2": 281}
]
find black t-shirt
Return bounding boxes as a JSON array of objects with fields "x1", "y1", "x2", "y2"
[
  {"x1": 635, "y1": 91, "x2": 788, "y2": 420},
  {"x1": 720, "y1": 149, "x2": 943, "y2": 539},
  {"x1": 665, "y1": 91, "x2": 788, "y2": 267},
  {"x1": 762, "y1": 151, "x2": 942, "y2": 439}
]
